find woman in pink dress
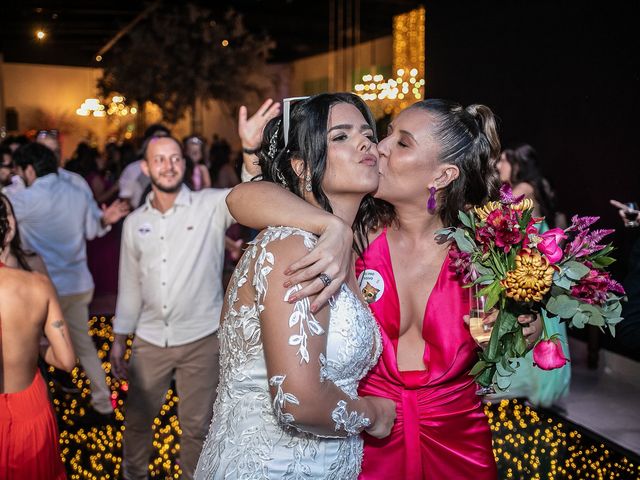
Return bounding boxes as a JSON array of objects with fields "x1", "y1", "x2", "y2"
[{"x1": 228, "y1": 98, "x2": 542, "y2": 479}]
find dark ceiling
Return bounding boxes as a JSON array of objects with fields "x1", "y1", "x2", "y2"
[{"x1": 0, "y1": 1, "x2": 423, "y2": 66}]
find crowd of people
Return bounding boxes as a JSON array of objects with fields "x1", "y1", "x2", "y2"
[{"x1": 0, "y1": 93, "x2": 634, "y2": 479}]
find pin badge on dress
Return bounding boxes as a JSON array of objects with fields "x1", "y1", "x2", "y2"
[{"x1": 357, "y1": 269, "x2": 385, "y2": 304}]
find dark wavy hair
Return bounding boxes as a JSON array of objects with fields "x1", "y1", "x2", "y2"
[
  {"x1": 356, "y1": 99, "x2": 501, "y2": 247},
  {"x1": 1, "y1": 193, "x2": 34, "y2": 271},
  {"x1": 257, "y1": 93, "x2": 377, "y2": 252}
]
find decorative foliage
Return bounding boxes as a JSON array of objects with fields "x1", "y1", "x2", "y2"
[{"x1": 98, "y1": 3, "x2": 274, "y2": 124}]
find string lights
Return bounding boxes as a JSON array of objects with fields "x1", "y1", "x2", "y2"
[{"x1": 354, "y1": 6, "x2": 426, "y2": 116}]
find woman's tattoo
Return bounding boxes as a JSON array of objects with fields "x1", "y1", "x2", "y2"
[{"x1": 52, "y1": 320, "x2": 66, "y2": 340}]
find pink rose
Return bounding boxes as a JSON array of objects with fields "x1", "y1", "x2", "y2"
[
  {"x1": 537, "y1": 228, "x2": 567, "y2": 264},
  {"x1": 533, "y1": 338, "x2": 568, "y2": 370}
]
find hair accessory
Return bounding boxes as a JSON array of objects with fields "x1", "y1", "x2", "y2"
[
  {"x1": 268, "y1": 120, "x2": 281, "y2": 159},
  {"x1": 275, "y1": 168, "x2": 287, "y2": 187},
  {"x1": 427, "y1": 186, "x2": 437, "y2": 213},
  {"x1": 283, "y1": 96, "x2": 310, "y2": 147},
  {"x1": 305, "y1": 172, "x2": 312, "y2": 192}
]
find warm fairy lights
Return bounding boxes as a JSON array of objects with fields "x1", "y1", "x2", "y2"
[
  {"x1": 47, "y1": 316, "x2": 640, "y2": 478},
  {"x1": 76, "y1": 95, "x2": 137, "y2": 118},
  {"x1": 354, "y1": 6, "x2": 426, "y2": 116}
]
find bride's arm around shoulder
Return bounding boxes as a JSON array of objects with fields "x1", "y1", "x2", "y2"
[{"x1": 256, "y1": 230, "x2": 395, "y2": 439}]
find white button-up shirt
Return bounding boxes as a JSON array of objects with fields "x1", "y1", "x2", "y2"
[
  {"x1": 7, "y1": 172, "x2": 105, "y2": 296},
  {"x1": 114, "y1": 185, "x2": 235, "y2": 347}
]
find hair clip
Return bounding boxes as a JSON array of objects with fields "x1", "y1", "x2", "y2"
[{"x1": 268, "y1": 120, "x2": 281, "y2": 159}]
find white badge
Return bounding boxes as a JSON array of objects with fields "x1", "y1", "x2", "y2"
[
  {"x1": 137, "y1": 222, "x2": 153, "y2": 237},
  {"x1": 358, "y1": 269, "x2": 385, "y2": 304}
]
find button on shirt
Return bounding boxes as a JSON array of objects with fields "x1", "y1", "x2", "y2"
[
  {"x1": 7, "y1": 173, "x2": 105, "y2": 296},
  {"x1": 114, "y1": 185, "x2": 235, "y2": 347}
]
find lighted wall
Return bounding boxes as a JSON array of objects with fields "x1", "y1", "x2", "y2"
[
  {"x1": 1, "y1": 62, "x2": 109, "y2": 160},
  {"x1": 290, "y1": 36, "x2": 393, "y2": 96},
  {"x1": 1, "y1": 39, "x2": 391, "y2": 158}
]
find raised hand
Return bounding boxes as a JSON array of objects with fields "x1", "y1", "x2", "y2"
[
  {"x1": 101, "y1": 198, "x2": 131, "y2": 226},
  {"x1": 238, "y1": 98, "x2": 281, "y2": 151}
]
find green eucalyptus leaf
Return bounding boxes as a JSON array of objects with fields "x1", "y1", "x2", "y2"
[
  {"x1": 476, "y1": 365, "x2": 495, "y2": 387},
  {"x1": 546, "y1": 295, "x2": 580, "y2": 319},
  {"x1": 496, "y1": 372, "x2": 512, "y2": 391},
  {"x1": 469, "y1": 360, "x2": 488, "y2": 376},
  {"x1": 458, "y1": 211, "x2": 474, "y2": 230},
  {"x1": 453, "y1": 229, "x2": 476, "y2": 253},
  {"x1": 564, "y1": 261, "x2": 590, "y2": 281},
  {"x1": 572, "y1": 311, "x2": 589, "y2": 328},
  {"x1": 553, "y1": 272, "x2": 574, "y2": 290}
]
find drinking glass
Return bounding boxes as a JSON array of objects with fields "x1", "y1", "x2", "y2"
[{"x1": 469, "y1": 284, "x2": 495, "y2": 395}]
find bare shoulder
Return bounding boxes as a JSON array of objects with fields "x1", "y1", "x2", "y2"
[
  {"x1": 513, "y1": 182, "x2": 535, "y2": 198},
  {"x1": 0, "y1": 267, "x2": 51, "y2": 301}
]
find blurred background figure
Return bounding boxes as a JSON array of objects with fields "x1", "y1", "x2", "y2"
[
  {"x1": 497, "y1": 144, "x2": 567, "y2": 228},
  {"x1": 494, "y1": 144, "x2": 571, "y2": 407},
  {"x1": 209, "y1": 135, "x2": 239, "y2": 189},
  {"x1": 183, "y1": 135, "x2": 211, "y2": 191},
  {"x1": 610, "y1": 199, "x2": 640, "y2": 353}
]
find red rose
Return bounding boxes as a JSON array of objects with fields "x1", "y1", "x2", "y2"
[{"x1": 533, "y1": 338, "x2": 569, "y2": 370}]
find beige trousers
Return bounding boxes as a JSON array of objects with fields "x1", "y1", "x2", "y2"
[
  {"x1": 123, "y1": 333, "x2": 220, "y2": 480},
  {"x1": 58, "y1": 289, "x2": 113, "y2": 414}
]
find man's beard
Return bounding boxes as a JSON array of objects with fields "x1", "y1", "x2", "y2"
[{"x1": 150, "y1": 173, "x2": 183, "y2": 193}]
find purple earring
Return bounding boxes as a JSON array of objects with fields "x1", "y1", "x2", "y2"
[{"x1": 427, "y1": 186, "x2": 437, "y2": 213}]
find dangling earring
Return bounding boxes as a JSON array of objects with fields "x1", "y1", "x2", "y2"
[
  {"x1": 427, "y1": 186, "x2": 437, "y2": 213},
  {"x1": 305, "y1": 172, "x2": 312, "y2": 192}
]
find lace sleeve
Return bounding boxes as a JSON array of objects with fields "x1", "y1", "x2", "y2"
[{"x1": 254, "y1": 228, "x2": 371, "y2": 438}]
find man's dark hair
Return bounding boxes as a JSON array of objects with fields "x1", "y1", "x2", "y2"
[
  {"x1": 139, "y1": 135, "x2": 184, "y2": 161},
  {"x1": 143, "y1": 123, "x2": 171, "y2": 140},
  {"x1": 13, "y1": 142, "x2": 58, "y2": 178}
]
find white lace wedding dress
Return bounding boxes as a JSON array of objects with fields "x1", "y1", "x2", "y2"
[{"x1": 195, "y1": 227, "x2": 382, "y2": 479}]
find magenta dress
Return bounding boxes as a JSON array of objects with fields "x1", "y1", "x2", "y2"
[{"x1": 356, "y1": 229, "x2": 497, "y2": 479}]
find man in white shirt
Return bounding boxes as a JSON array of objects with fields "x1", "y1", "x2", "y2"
[
  {"x1": 9, "y1": 143, "x2": 129, "y2": 415},
  {"x1": 110, "y1": 136, "x2": 235, "y2": 480}
]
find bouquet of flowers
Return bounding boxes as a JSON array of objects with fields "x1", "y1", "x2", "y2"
[{"x1": 438, "y1": 185, "x2": 626, "y2": 391}]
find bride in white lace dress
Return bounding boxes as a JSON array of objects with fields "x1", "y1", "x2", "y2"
[{"x1": 195, "y1": 94, "x2": 396, "y2": 479}]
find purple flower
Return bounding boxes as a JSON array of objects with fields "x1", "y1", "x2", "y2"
[
  {"x1": 570, "y1": 266, "x2": 626, "y2": 305},
  {"x1": 449, "y1": 245, "x2": 471, "y2": 279},
  {"x1": 567, "y1": 215, "x2": 600, "y2": 232},
  {"x1": 499, "y1": 183, "x2": 526, "y2": 205}
]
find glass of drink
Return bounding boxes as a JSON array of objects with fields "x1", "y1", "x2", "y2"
[
  {"x1": 624, "y1": 202, "x2": 639, "y2": 228},
  {"x1": 469, "y1": 284, "x2": 495, "y2": 395},
  {"x1": 469, "y1": 285, "x2": 492, "y2": 345}
]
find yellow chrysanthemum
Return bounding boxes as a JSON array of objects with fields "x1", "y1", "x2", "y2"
[
  {"x1": 501, "y1": 249, "x2": 554, "y2": 302},
  {"x1": 474, "y1": 198, "x2": 534, "y2": 221}
]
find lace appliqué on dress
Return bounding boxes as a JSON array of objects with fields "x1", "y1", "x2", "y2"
[
  {"x1": 331, "y1": 400, "x2": 371, "y2": 435},
  {"x1": 284, "y1": 285, "x2": 325, "y2": 364}
]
